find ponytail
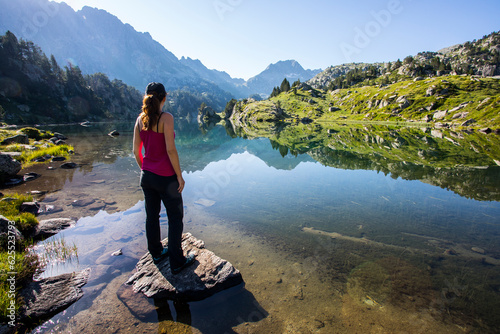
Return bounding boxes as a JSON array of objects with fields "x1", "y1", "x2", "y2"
[{"x1": 140, "y1": 90, "x2": 166, "y2": 131}]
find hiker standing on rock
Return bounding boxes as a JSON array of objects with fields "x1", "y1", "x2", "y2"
[{"x1": 133, "y1": 82, "x2": 194, "y2": 274}]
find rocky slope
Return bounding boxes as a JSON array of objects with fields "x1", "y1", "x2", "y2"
[
  {"x1": 309, "y1": 31, "x2": 500, "y2": 90},
  {"x1": 0, "y1": 0, "x2": 320, "y2": 101}
]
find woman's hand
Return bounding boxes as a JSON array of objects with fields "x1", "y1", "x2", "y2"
[{"x1": 177, "y1": 175, "x2": 185, "y2": 193}]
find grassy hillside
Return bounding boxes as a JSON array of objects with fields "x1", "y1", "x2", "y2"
[{"x1": 230, "y1": 75, "x2": 500, "y2": 129}]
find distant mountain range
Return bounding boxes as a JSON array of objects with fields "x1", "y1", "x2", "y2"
[{"x1": 0, "y1": 0, "x2": 320, "y2": 100}]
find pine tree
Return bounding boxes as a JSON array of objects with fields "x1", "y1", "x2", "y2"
[
  {"x1": 270, "y1": 86, "x2": 281, "y2": 98},
  {"x1": 280, "y1": 78, "x2": 291, "y2": 93}
]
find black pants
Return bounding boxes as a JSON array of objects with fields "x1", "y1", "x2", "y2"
[{"x1": 140, "y1": 170, "x2": 185, "y2": 268}]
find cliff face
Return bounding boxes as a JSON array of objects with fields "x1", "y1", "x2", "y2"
[
  {"x1": 0, "y1": 0, "x2": 198, "y2": 91},
  {"x1": 0, "y1": 0, "x2": 321, "y2": 100}
]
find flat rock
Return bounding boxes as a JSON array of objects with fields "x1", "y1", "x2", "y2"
[
  {"x1": 471, "y1": 247, "x2": 485, "y2": 254},
  {"x1": 126, "y1": 233, "x2": 243, "y2": 301},
  {"x1": 116, "y1": 284, "x2": 156, "y2": 320},
  {"x1": 71, "y1": 198, "x2": 95, "y2": 207},
  {"x1": 20, "y1": 268, "x2": 90, "y2": 322},
  {"x1": 32, "y1": 218, "x2": 76, "y2": 239}
]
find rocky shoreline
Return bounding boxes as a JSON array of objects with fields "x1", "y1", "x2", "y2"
[
  {"x1": 0, "y1": 128, "x2": 246, "y2": 333},
  {"x1": 0, "y1": 129, "x2": 92, "y2": 333}
]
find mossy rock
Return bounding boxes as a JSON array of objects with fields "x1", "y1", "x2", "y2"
[{"x1": 17, "y1": 127, "x2": 53, "y2": 140}]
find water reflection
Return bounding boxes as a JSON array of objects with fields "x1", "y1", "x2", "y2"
[
  {"x1": 27, "y1": 120, "x2": 500, "y2": 202},
  {"x1": 19, "y1": 119, "x2": 500, "y2": 332}
]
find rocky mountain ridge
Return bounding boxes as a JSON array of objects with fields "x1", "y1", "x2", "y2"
[
  {"x1": 308, "y1": 31, "x2": 500, "y2": 90},
  {"x1": 0, "y1": 0, "x2": 319, "y2": 101}
]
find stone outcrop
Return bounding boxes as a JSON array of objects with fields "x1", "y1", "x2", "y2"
[
  {"x1": 0, "y1": 153, "x2": 22, "y2": 178},
  {"x1": 197, "y1": 105, "x2": 221, "y2": 124},
  {"x1": 1, "y1": 134, "x2": 29, "y2": 145},
  {"x1": 126, "y1": 233, "x2": 243, "y2": 301},
  {"x1": 20, "y1": 268, "x2": 90, "y2": 322}
]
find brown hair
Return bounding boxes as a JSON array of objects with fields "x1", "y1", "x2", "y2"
[{"x1": 140, "y1": 90, "x2": 166, "y2": 131}]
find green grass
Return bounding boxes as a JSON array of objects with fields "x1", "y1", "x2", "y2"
[
  {"x1": 0, "y1": 127, "x2": 74, "y2": 168},
  {"x1": 18, "y1": 144, "x2": 73, "y2": 165},
  {"x1": 0, "y1": 251, "x2": 39, "y2": 319},
  {"x1": 237, "y1": 75, "x2": 500, "y2": 129}
]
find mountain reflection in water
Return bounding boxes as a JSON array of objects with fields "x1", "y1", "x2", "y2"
[{"x1": 22, "y1": 119, "x2": 500, "y2": 333}]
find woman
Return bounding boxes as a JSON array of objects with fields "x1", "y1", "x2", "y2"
[{"x1": 133, "y1": 82, "x2": 194, "y2": 274}]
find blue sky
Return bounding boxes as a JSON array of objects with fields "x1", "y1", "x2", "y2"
[{"x1": 53, "y1": 0, "x2": 500, "y2": 80}]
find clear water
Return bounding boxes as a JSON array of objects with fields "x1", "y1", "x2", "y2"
[{"x1": 10, "y1": 120, "x2": 500, "y2": 333}]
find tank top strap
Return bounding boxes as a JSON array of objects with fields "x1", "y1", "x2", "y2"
[{"x1": 156, "y1": 112, "x2": 164, "y2": 133}]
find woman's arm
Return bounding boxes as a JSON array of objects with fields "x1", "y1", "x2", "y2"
[
  {"x1": 163, "y1": 112, "x2": 185, "y2": 193},
  {"x1": 132, "y1": 117, "x2": 143, "y2": 169}
]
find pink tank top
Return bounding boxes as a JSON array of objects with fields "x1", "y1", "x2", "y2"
[{"x1": 140, "y1": 126, "x2": 176, "y2": 177}]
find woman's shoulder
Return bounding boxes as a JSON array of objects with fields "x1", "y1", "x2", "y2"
[
  {"x1": 160, "y1": 112, "x2": 174, "y2": 123},
  {"x1": 135, "y1": 115, "x2": 143, "y2": 128}
]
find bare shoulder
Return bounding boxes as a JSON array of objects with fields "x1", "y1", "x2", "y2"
[
  {"x1": 162, "y1": 112, "x2": 174, "y2": 121},
  {"x1": 135, "y1": 115, "x2": 143, "y2": 130},
  {"x1": 161, "y1": 112, "x2": 174, "y2": 125}
]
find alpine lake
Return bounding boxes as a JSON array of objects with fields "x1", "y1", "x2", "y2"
[{"x1": 8, "y1": 117, "x2": 500, "y2": 333}]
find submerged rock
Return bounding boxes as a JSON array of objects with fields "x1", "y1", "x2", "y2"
[
  {"x1": 32, "y1": 218, "x2": 76, "y2": 239},
  {"x1": 20, "y1": 268, "x2": 90, "y2": 323},
  {"x1": 23, "y1": 172, "x2": 40, "y2": 182},
  {"x1": 60, "y1": 162, "x2": 77, "y2": 169},
  {"x1": 126, "y1": 233, "x2": 243, "y2": 301}
]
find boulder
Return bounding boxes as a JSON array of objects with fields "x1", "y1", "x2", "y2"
[
  {"x1": 32, "y1": 218, "x2": 76, "y2": 239},
  {"x1": 422, "y1": 114, "x2": 432, "y2": 123},
  {"x1": 425, "y1": 85, "x2": 436, "y2": 97},
  {"x1": 379, "y1": 100, "x2": 390, "y2": 108},
  {"x1": 23, "y1": 172, "x2": 40, "y2": 182},
  {"x1": 60, "y1": 162, "x2": 77, "y2": 169},
  {"x1": 0, "y1": 215, "x2": 23, "y2": 240},
  {"x1": 479, "y1": 128, "x2": 492, "y2": 134},
  {"x1": 433, "y1": 110, "x2": 448, "y2": 120},
  {"x1": 19, "y1": 202, "x2": 40, "y2": 215},
  {"x1": 398, "y1": 98, "x2": 410, "y2": 109},
  {"x1": 461, "y1": 119, "x2": 476, "y2": 127},
  {"x1": 1, "y1": 134, "x2": 29, "y2": 145},
  {"x1": 0, "y1": 153, "x2": 22, "y2": 177},
  {"x1": 126, "y1": 233, "x2": 243, "y2": 301},
  {"x1": 20, "y1": 269, "x2": 90, "y2": 322},
  {"x1": 53, "y1": 132, "x2": 67, "y2": 140}
]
